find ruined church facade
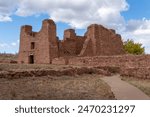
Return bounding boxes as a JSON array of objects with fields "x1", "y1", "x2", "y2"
[{"x1": 18, "y1": 19, "x2": 124, "y2": 64}]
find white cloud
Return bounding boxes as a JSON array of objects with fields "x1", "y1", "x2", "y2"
[
  {"x1": 17, "y1": 39, "x2": 19, "y2": 43},
  {"x1": 15, "y1": 0, "x2": 129, "y2": 29},
  {"x1": 0, "y1": 43, "x2": 9, "y2": 48},
  {"x1": 11, "y1": 40, "x2": 19, "y2": 46},
  {"x1": 0, "y1": 0, "x2": 129, "y2": 28},
  {"x1": 122, "y1": 18, "x2": 150, "y2": 54},
  {"x1": 0, "y1": 0, "x2": 20, "y2": 21},
  {"x1": 0, "y1": 40, "x2": 19, "y2": 53},
  {"x1": 0, "y1": 15, "x2": 12, "y2": 22},
  {"x1": 11, "y1": 42, "x2": 17, "y2": 46},
  {"x1": 0, "y1": 41, "x2": 19, "y2": 48}
]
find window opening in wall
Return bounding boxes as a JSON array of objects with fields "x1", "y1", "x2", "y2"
[{"x1": 31, "y1": 42, "x2": 35, "y2": 49}]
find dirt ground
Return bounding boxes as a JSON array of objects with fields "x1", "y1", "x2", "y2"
[
  {"x1": 0, "y1": 74, "x2": 115, "y2": 100},
  {"x1": 0, "y1": 62, "x2": 115, "y2": 100}
]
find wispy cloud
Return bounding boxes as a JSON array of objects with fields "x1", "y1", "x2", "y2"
[
  {"x1": 122, "y1": 18, "x2": 150, "y2": 53},
  {"x1": 0, "y1": 43, "x2": 9, "y2": 48},
  {"x1": 0, "y1": 40, "x2": 19, "y2": 53}
]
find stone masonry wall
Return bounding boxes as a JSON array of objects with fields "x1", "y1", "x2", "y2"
[
  {"x1": 79, "y1": 24, "x2": 124, "y2": 56},
  {"x1": 53, "y1": 55, "x2": 150, "y2": 79},
  {"x1": 59, "y1": 29, "x2": 85, "y2": 56},
  {"x1": 18, "y1": 19, "x2": 59, "y2": 64},
  {"x1": 18, "y1": 25, "x2": 36, "y2": 64},
  {"x1": 18, "y1": 19, "x2": 125, "y2": 64}
]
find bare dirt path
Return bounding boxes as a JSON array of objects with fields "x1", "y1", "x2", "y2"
[{"x1": 101, "y1": 75, "x2": 150, "y2": 100}]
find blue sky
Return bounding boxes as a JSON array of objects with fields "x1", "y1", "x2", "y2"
[
  {"x1": 122, "y1": 0, "x2": 149, "y2": 19},
  {"x1": 0, "y1": 0, "x2": 150, "y2": 53}
]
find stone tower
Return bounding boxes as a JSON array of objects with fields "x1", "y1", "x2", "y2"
[{"x1": 18, "y1": 19, "x2": 59, "y2": 64}]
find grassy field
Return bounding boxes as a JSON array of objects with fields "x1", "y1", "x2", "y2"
[
  {"x1": 0, "y1": 74, "x2": 115, "y2": 100},
  {"x1": 121, "y1": 77, "x2": 150, "y2": 97},
  {"x1": 0, "y1": 57, "x2": 115, "y2": 100}
]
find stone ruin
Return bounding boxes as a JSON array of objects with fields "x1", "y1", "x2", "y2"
[{"x1": 18, "y1": 19, "x2": 124, "y2": 64}]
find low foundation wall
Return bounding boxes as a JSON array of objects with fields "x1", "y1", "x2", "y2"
[
  {"x1": 120, "y1": 67, "x2": 150, "y2": 79},
  {"x1": 53, "y1": 55, "x2": 150, "y2": 79}
]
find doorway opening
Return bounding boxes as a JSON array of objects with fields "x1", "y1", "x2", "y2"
[{"x1": 29, "y1": 55, "x2": 34, "y2": 64}]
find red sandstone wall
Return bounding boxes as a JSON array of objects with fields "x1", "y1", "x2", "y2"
[
  {"x1": 59, "y1": 29, "x2": 85, "y2": 56},
  {"x1": 76, "y1": 36, "x2": 86, "y2": 55},
  {"x1": 36, "y1": 19, "x2": 58, "y2": 63},
  {"x1": 18, "y1": 25, "x2": 36, "y2": 64},
  {"x1": 18, "y1": 19, "x2": 125, "y2": 64},
  {"x1": 64, "y1": 29, "x2": 76, "y2": 40},
  {"x1": 61, "y1": 39, "x2": 77, "y2": 56},
  {"x1": 18, "y1": 19, "x2": 59, "y2": 64},
  {"x1": 79, "y1": 24, "x2": 124, "y2": 56},
  {"x1": 53, "y1": 55, "x2": 149, "y2": 67},
  {"x1": 59, "y1": 29, "x2": 77, "y2": 56},
  {"x1": 53, "y1": 55, "x2": 150, "y2": 79},
  {"x1": 79, "y1": 38, "x2": 94, "y2": 56}
]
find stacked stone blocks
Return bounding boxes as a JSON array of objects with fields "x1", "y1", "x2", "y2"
[{"x1": 18, "y1": 19, "x2": 124, "y2": 64}]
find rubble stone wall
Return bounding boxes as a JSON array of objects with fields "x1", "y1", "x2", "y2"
[
  {"x1": 53, "y1": 55, "x2": 150, "y2": 79},
  {"x1": 18, "y1": 19, "x2": 125, "y2": 64}
]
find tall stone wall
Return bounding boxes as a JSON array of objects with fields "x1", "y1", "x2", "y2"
[
  {"x1": 59, "y1": 29, "x2": 85, "y2": 56},
  {"x1": 36, "y1": 19, "x2": 58, "y2": 63},
  {"x1": 18, "y1": 19, "x2": 125, "y2": 64},
  {"x1": 64, "y1": 29, "x2": 76, "y2": 40},
  {"x1": 18, "y1": 25, "x2": 37, "y2": 64},
  {"x1": 79, "y1": 24, "x2": 124, "y2": 56},
  {"x1": 18, "y1": 19, "x2": 59, "y2": 64},
  {"x1": 61, "y1": 29, "x2": 77, "y2": 56},
  {"x1": 76, "y1": 36, "x2": 86, "y2": 55}
]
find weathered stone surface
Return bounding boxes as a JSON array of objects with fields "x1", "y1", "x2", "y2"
[
  {"x1": 18, "y1": 19, "x2": 124, "y2": 64},
  {"x1": 79, "y1": 24, "x2": 124, "y2": 56},
  {"x1": 18, "y1": 19, "x2": 59, "y2": 64},
  {"x1": 53, "y1": 55, "x2": 150, "y2": 79}
]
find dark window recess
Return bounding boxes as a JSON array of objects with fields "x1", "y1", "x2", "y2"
[{"x1": 31, "y1": 42, "x2": 35, "y2": 49}]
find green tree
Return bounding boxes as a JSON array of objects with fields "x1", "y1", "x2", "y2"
[{"x1": 123, "y1": 39, "x2": 145, "y2": 55}]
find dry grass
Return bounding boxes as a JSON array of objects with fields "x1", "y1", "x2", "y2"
[
  {"x1": 0, "y1": 53, "x2": 17, "y2": 61},
  {"x1": 0, "y1": 63, "x2": 79, "y2": 71},
  {"x1": 0, "y1": 74, "x2": 115, "y2": 100},
  {"x1": 121, "y1": 77, "x2": 150, "y2": 97},
  {"x1": 0, "y1": 57, "x2": 115, "y2": 100}
]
